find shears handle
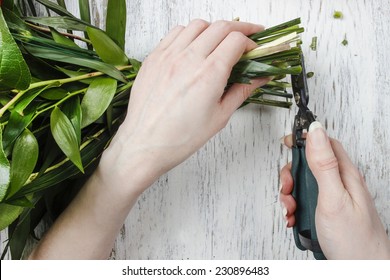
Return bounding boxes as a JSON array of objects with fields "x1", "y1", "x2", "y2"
[{"x1": 291, "y1": 147, "x2": 326, "y2": 260}]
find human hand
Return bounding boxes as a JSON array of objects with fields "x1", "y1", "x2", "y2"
[
  {"x1": 280, "y1": 121, "x2": 390, "y2": 259},
  {"x1": 28, "y1": 20, "x2": 271, "y2": 260},
  {"x1": 100, "y1": 20, "x2": 270, "y2": 193}
]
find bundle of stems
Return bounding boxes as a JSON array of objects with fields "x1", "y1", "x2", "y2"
[{"x1": 0, "y1": 0, "x2": 303, "y2": 259}]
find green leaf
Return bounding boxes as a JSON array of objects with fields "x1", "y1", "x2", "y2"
[
  {"x1": 24, "y1": 16, "x2": 92, "y2": 31},
  {"x1": 56, "y1": 66, "x2": 94, "y2": 84},
  {"x1": 129, "y1": 58, "x2": 141, "y2": 73},
  {"x1": 2, "y1": 0, "x2": 14, "y2": 10},
  {"x1": 250, "y1": 18, "x2": 301, "y2": 40},
  {"x1": 0, "y1": 203, "x2": 23, "y2": 231},
  {"x1": 87, "y1": 26, "x2": 128, "y2": 66},
  {"x1": 2, "y1": 6, "x2": 31, "y2": 32},
  {"x1": 10, "y1": 128, "x2": 112, "y2": 200},
  {"x1": 0, "y1": 126, "x2": 11, "y2": 202},
  {"x1": 13, "y1": 33, "x2": 95, "y2": 58},
  {"x1": 14, "y1": 82, "x2": 60, "y2": 116},
  {"x1": 79, "y1": 0, "x2": 91, "y2": 24},
  {"x1": 0, "y1": 95, "x2": 11, "y2": 106},
  {"x1": 9, "y1": 213, "x2": 30, "y2": 259},
  {"x1": 62, "y1": 96, "x2": 82, "y2": 145},
  {"x1": 0, "y1": 8, "x2": 31, "y2": 90},
  {"x1": 24, "y1": 0, "x2": 38, "y2": 17},
  {"x1": 35, "y1": 0, "x2": 75, "y2": 18},
  {"x1": 5, "y1": 196, "x2": 34, "y2": 208},
  {"x1": 7, "y1": 129, "x2": 39, "y2": 199},
  {"x1": 106, "y1": 0, "x2": 126, "y2": 50},
  {"x1": 37, "y1": 133, "x2": 61, "y2": 178},
  {"x1": 56, "y1": 0, "x2": 67, "y2": 9},
  {"x1": 81, "y1": 77, "x2": 117, "y2": 128},
  {"x1": 50, "y1": 27, "x2": 79, "y2": 47},
  {"x1": 2, "y1": 107, "x2": 35, "y2": 153},
  {"x1": 40, "y1": 87, "x2": 68, "y2": 100},
  {"x1": 50, "y1": 107, "x2": 84, "y2": 172},
  {"x1": 229, "y1": 60, "x2": 302, "y2": 83},
  {"x1": 24, "y1": 44, "x2": 127, "y2": 82}
]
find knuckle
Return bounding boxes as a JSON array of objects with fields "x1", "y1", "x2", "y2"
[
  {"x1": 206, "y1": 57, "x2": 230, "y2": 79},
  {"x1": 315, "y1": 156, "x2": 339, "y2": 172},
  {"x1": 168, "y1": 58, "x2": 184, "y2": 75},
  {"x1": 189, "y1": 18, "x2": 209, "y2": 30},
  {"x1": 227, "y1": 31, "x2": 246, "y2": 42},
  {"x1": 166, "y1": 50, "x2": 194, "y2": 75},
  {"x1": 213, "y1": 20, "x2": 231, "y2": 32}
]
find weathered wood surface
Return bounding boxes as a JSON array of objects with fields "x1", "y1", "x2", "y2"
[{"x1": 1, "y1": 0, "x2": 389, "y2": 260}]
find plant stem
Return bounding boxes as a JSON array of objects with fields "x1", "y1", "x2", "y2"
[
  {"x1": 26, "y1": 120, "x2": 118, "y2": 184},
  {"x1": 31, "y1": 88, "x2": 87, "y2": 122},
  {"x1": 0, "y1": 89, "x2": 28, "y2": 118},
  {"x1": 26, "y1": 22, "x2": 92, "y2": 44},
  {"x1": 0, "y1": 65, "x2": 133, "y2": 118}
]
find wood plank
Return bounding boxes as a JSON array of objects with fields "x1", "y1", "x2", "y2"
[{"x1": 1, "y1": 0, "x2": 389, "y2": 260}]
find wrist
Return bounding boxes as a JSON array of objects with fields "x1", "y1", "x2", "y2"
[{"x1": 96, "y1": 133, "x2": 160, "y2": 197}]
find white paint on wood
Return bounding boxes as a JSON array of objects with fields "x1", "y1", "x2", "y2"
[{"x1": 1, "y1": 0, "x2": 389, "y2": 260}]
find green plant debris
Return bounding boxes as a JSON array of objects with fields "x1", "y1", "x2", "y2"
[
  {"x1": 310, "y1": 36, "x2": 317, "y2": 51},
  {"x1": 307, "y1": 72, "x2": 314, "y2": 78},
  {"x1": 342, "y1": 34, "x2": 348, "y2": 46},
  {"x1": 333, "y1": 11, "x2": 343, "y2": 19}
]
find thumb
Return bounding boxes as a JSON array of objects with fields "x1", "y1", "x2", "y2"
[
  {"x1": 306, "y1": 121, "x2": 346, "y2": 207},
  {"x1": 221, "y1": 77, "x2": 271, "y2": 115}
]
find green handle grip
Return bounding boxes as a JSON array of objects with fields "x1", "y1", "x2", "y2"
[{"x1": 291, "y1": 147, "x2": 326, "y2": 260}]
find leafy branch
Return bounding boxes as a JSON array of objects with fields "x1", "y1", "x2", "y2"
[{"x1": 0, "y1": 0, "x2": 304, "y2": 259}]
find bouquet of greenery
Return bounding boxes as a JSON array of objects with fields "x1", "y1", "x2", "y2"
[{"x1": 0, "y1": 0, "x2": 303, "y2": 259}]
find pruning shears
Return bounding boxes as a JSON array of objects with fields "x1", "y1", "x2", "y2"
[{"x1": 290, "y1": 55, "x2": 326, "y2": 260}]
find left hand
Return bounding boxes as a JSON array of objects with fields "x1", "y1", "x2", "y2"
[
  {"x1": 100, "y1": 20, "x2": 270, "y2": 195},
  {"x1": 29, "y1": 19, "x2": 271, "y2": 260}
]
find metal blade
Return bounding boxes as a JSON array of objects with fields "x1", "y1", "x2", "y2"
[{"x1": 291, "y1": 54, "x2": 309, "y2": 108}]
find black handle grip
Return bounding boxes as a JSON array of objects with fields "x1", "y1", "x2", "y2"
[{"x1": 291, "y1": 147, "x2": 326, "y2": 260}]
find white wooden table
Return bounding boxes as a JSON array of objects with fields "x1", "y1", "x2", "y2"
[{"x1": 1, "y1": 0, "x2": 390, "y2": 260}]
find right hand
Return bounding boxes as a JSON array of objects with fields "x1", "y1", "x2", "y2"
[{"x1": 280, "y1": 121, "x2": 390, "y2": 259}]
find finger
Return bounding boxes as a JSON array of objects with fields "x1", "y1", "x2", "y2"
[
  {"x1": 280, "y1": 162, "x2": 293, "y2": 195},
  {"x1": 280, "y1": 193, "x2": 297, "y2": 218},
  {"x1": 189, "y1": 20, "x2": 263, "y2": 57},
  {"x1": 280, "y1": 193, "x2": 297, "y2": 228},
  {"x1": 167, "y1": 19, "x2": 210, "y2": 51},
  {"x1": 154, "y1": 25, "x2": 186, "y2": 51},
  {"x1": 204, "y1": 32, "x2": 260, "y2": 90},
  {"x1": 282, "y1": 134, "x2": 293, "y2": 148},
  {"x1": 306, "y1": 121, "x2": 347, "y2": 208},
  {"x1": 221, "y1": 77, "x2": 271, "y2": 115},
  {"x1": 286, "y1": 215, "x2": 296, "y2": 228}
]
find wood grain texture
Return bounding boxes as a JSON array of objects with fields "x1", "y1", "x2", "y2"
[{"x1": 1, "y1": 0, "x2": 389, "y2": 260}]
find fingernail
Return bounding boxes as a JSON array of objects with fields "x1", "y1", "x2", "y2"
[
  {"x1": 279, "y1": 183, "x2": 283, "y2": 193},
  {"x1": 282, "y1": 207, "x2": 288, "y2": 217},
  {"x1": 309, "y1": 121, "x2": 323, "y2": 132},
  {"x1": 285, "y1": 220, "x2": 289, "y2": 227},
  {"x1": 308, "y1": 121, "x2": 328, "y2": 147},
  {"x1": 279, "y1": 136, "x2": 285, "y2": 145}
]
